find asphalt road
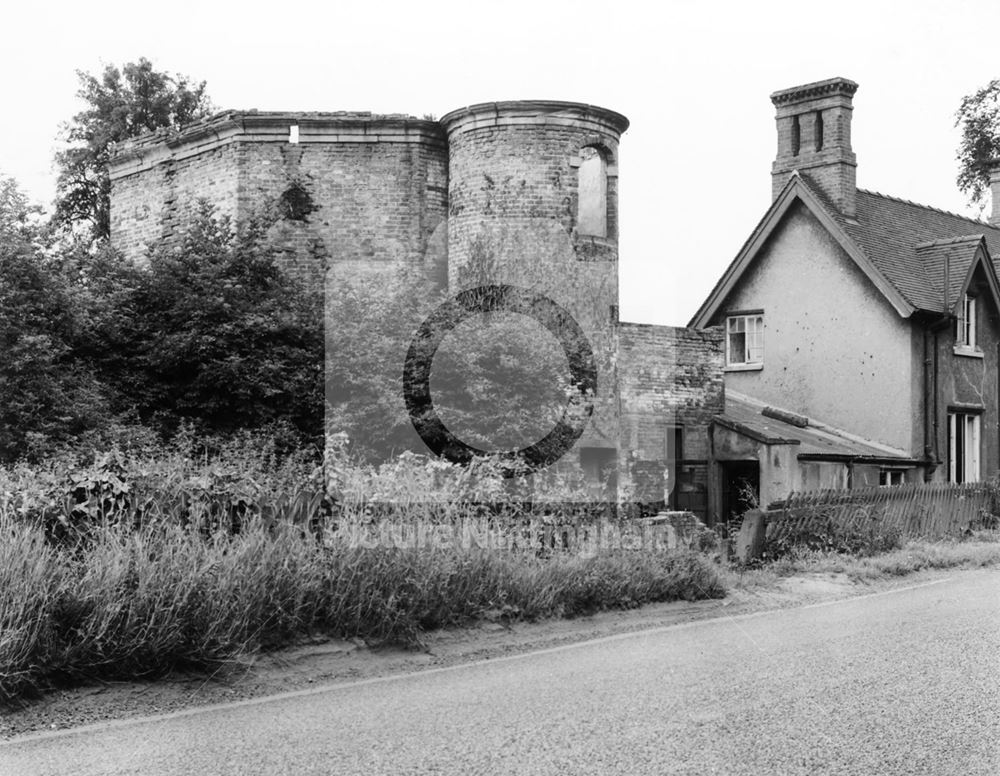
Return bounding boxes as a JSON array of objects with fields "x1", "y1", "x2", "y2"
[{"x1": 3, "y1": 569, "x2": 999, "y2": 775}]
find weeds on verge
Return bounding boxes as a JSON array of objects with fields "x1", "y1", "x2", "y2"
[
  {"x1": 733, "y1": 533, "x2": 1000, "y2": 585},
  {"x1": 0, "y1": 486, "x2": 725, "y2": 705},
  {"x1": 0, "y1": 515, "x2": 724, "y2": 703},
  {"x1": 0, "y1": 440, "x2": 730, "y2": 703}
]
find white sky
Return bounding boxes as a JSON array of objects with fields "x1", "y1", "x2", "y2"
[{"x1": 4, "y1": 0, "x2": 1000, "y2": 325}]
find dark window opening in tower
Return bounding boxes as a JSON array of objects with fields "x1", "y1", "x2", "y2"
[
  {"x1": 279, "y1": 184, "x2": 315, "y2": 221},
  {"x1": 791, "y1": 115, "x2": 800, "y2": 156},
  {"x1": 578, "y1": 146, "x2": 607, "y2": 238},
  {"x1": 814, "y1": 110, "x2": 823, "y2": 151}
]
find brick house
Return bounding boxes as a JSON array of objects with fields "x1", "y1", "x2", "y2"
[{"x1": 690, "y1": 77, "x2": 1000, "y2": 520}]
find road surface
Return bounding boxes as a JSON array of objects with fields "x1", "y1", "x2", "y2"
[{"x1": 3, "y1": 569, "x2": 999, "y2": 775}]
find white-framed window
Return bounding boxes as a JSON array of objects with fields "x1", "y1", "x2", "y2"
[
  {"x1": 956, "y1": 294, "x2": 977, "y2": 348},
  {"x1": 726, "y1": 313, "x2": 764, "y2": 367},
  {"x1": 879, "y1": 468, "x2": 905, "y2": 487},
  {"x1": 948, "y1": 412, "x2": 981, "y2": 483}
]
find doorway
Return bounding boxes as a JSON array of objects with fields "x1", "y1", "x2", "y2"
[{"x1": 720, "y1": 460, "x2": 760, "y2": 524}]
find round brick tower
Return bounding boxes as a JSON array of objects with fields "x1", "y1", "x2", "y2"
[{"x1": 439, "y1": 100, "x2": 630, "y2": 469}]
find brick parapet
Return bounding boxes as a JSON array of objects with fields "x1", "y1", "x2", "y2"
[
  {"x1": 440, "y1": 100, "x2": 628, "y2": 138},
  {"x1": 109, "y1": 111, "x2": 446, "y2": 181},
  {"x1": 109, "y1": 113, "x2": 449, "y2": 282}
]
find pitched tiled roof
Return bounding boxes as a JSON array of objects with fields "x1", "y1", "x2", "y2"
[
  {"x1": 803, "y1": 178, "x2": 1000, "y2": 313},
  {"x1": 689, "y1": 174, "x2": 1000, "y2": 327},
  {"x1": 913, "y1": 236, "x2": 984, "y2": 313}
]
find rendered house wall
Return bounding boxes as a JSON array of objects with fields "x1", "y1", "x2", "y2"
[{"x1": 709, "y1": 201, "x2": 917, "y2": 453}]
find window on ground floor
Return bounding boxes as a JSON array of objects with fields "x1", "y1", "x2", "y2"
[
  {"x1": 878, "y1": 468, "x2": 906, "y2": 487},
  {"x1": 948, "y1": 412, "x2": 981, "y2": 483}
]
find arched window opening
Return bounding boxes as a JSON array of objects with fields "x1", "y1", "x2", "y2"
[
  {"x1": 814, "y1": 110, "x2": 824, "y2": 151},
  {"x1": 791, "y1": 115, "x2": 801, "y2": 156},
  {"x1": 577, "y1": 147, "x2": 608, "y2": 238}
]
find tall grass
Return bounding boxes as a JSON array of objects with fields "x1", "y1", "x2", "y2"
[
  {"x1": 0, "y1": 440, "x2": 726, "y2": 703},
  {"x1": 0, "y1": 516, "x2": 724, "y2": 703}
]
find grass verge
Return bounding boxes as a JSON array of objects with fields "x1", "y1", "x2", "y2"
[
  {"x1": 739, "y1": 532, "x2": 1000, "y2": 584},
  {"x1": 0, "y1": 516, "x2": 725, "y2": 705}
]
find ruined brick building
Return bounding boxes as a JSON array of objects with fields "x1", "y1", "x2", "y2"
[{"x1": 108, "y1": 101, "x2": 724, "y2": 523}]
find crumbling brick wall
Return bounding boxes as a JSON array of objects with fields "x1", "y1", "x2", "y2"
[
  {"x1": 617, "y1": 323, "x2": 724, "y2": 518},
  {"x1": 110, "y1": 143, "x2": 240, "y2": 263},
  {"x1": 109, "y1": 112, "x2": 448, "y2": 290}
]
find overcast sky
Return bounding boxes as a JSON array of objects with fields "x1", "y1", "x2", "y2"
[{"x1": 4, "y1": 0, "x2": 999, "y2": 325}]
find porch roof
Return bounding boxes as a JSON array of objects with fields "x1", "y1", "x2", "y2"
[{"x1": 716, "y1": 393, "x2": 919, "y2": 464}]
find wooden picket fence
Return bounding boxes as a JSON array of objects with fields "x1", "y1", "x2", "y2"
[{"x1": 765, "y1": 482, "x2": 999, "y2": 544}]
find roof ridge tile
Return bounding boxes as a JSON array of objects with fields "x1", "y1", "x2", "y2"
[
  {"x1": 914, "y1": 234, "x2": 986, "y2": 250},
  {"x1": 857, "y1": 188, "x2": 1000, "y2": 230}
]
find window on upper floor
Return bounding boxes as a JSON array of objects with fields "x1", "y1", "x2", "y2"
[
  {"x1": 577, "y1": 147, "x2": 608, "y2": 238},
  {"x1": 956, "y1": 293, "x2": 977, "y2": 350},
  {"x1": 725, "y1": 313, "x2": 764, "y2": 368},
  {"x1": 949, "y1": 411, "x2": 981, "y2": 483}
]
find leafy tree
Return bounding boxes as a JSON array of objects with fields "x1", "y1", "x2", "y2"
[
  {"x1": 0, "y1": 175, "x2": 43, "y2": 242},
  {"x1": 54, "y1": 58, "x2": 213, "y2": 241},
  {"x1": 0, "y1": 177, "x2": 109, "y2": 460},
  {"x1": 99, "y1": 202, "x2": 324, "y2": 443},
  {"x1": 955, "y1": 79, "x2": 1000, "y2": 207}
]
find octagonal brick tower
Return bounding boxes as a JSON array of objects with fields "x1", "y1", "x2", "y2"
[
  {"x1": 108, "y1": 111, "x2": 449, "y2": 289},
  {"x1": 439, "y1": 100, "x2": 630, "y2": 465}
]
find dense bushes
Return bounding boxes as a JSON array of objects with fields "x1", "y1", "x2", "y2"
[
  {"x1": 0, "y1": 179, "x2": 113, "y2": 460},
  {"x1": 0, "y1": 430, "x2": 323, "y2": 543},
  {"x1": 0, "y1": 180, "x2": 323, "y2": 462},
  {"x1": 107, "y1": 206, "x2": 323, "y2": 440}
]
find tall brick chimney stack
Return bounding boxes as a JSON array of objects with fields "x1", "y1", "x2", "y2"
[
  {"x1": 771, "y1": 77, "x2": 859, "y2": 218},
  {"x1": 989, "y1": 160, "x2": 1000, "y2": 227}
]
